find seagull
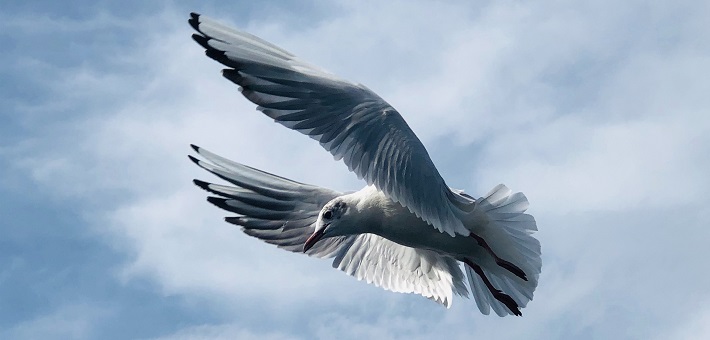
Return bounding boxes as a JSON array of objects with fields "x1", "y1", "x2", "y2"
[{"x1": 188, "y1": 12, "x2": 541, "y2": 316}]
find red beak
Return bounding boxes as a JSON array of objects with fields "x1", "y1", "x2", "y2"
[{"x1": 304, "y1": 228, "x2": 326, "y2": 252}]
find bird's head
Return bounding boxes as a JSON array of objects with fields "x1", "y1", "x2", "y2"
[{"x1": 304, "y1": 197, "x2": 354, "y2": 252}]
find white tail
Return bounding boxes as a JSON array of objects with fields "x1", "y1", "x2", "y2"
[{"x1": 464, "y1": 184, "x2": 542, "y2": 316}]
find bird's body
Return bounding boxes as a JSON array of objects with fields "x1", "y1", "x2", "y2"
[
  {"x1": 188, "y1": 12, "x2": 541, "y2": 316},
  {"x1": 330, "y1": 186, "x2": 480, "y2": 257}
]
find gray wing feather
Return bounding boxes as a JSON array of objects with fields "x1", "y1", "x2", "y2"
[
  {"x1": 191, "y1": 145, "x2": 469, "y2": 305},
  {"x1": 189, "y1": 12, "x2": 473, "y2": 237},
  {"x1": 190, "y1": 144, "x2": 353, "y2": 257}
]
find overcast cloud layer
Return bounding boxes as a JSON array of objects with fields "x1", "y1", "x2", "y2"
[{"x1": 2, "y1": 0, "x2": 709, "y2": 339}]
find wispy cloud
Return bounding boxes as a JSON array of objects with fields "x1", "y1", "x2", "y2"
[
  {"x1": 0, "y1": 303, "x2": 109, "y2": 340},
  {"x1": 151, "y1": 323, "x2": 297, "y2": 340}
]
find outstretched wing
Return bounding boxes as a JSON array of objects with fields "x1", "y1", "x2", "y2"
[
  {"x1": 190, "y1": 145, "x2": 468, "y2": 306},
  {"x1": 189, "y1": 144, "x2": 349, "y2": 257},
  {"x1": 332, "y1": 234, "x2": 469, "y2": 307},
  {"x1": 189, "y1": 12, "x2": 473, "y2": 237}
]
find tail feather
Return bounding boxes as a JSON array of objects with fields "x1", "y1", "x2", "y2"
[
  {"x1": 475, "y1": 184, "x2": 542, "y2": 279},
  {"x1": 466, "y1": 265, "x2": 492, "y2": 315},
  {"x1": 465, "y1": 184, "x2": 542, "y2": 316},
  {"x1": 466, "y1": 265, "x2": 513, "y2": 316}
]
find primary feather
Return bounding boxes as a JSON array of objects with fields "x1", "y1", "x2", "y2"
[{"x1": 189, "y1": 12, "x2": 474, "y2": 237}]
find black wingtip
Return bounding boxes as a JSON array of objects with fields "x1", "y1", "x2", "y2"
[
  {"x1": 188, "y1": 155, "x2": 201, "y2": 166},
  {"x1": 193, "y1": 179, "x2": 210, "y2": 190},
  {"x1": 206, "y1": 196, "x2": 228, "y2": 209},
  {"x1": 224, "y1": 216, "x2": 243, "y2": 226},
  {"x1": 190, "y1": 144, "x2": 200, "y2": 153},
  {"x1": 191, "y1": 33, "x2": 211, "y2": 49},
  {"x1": 222, "y1": 69, "x2": 242, "y2": 83},
  {"x1": 205, "y1": 49, "x2": 228, "y2": 63},
  {"x1": 188, "y1": 12, "x2": 201, "y2": 31}
]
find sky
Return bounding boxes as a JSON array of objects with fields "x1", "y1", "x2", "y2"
[{"x1": 1, "y1": 0, "x2": 709, "y2": 339}]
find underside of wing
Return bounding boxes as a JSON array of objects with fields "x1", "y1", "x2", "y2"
[
  {"x1": 190, "y1": 145, "x2": 353, "y2": 257},
  {"x1": 189, "y1": 12, "x2": 474, "y2": 237},
  {"x1": 190, "y1": 145, "x2": 468, "y2": 307},
  {"x1": 332, "y1": 234, "x2": 469, "y2": 307}
]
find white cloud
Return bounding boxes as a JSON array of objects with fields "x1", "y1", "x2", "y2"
[
  {"x1": 151, "y1": 323, "x2": 297, "y2": 340},
  {"x1": 660, "y1": 303, "x2": 710, "y2": 340},
  {"x1": 477, "y1": 116, "x2": 709, "y2": 214},
  {"x1": 0, "y1": 303, "x2": 109, "y2": 340},
  {"x1": 8, "y1": 0, "x2": 710, "y2": 339}
]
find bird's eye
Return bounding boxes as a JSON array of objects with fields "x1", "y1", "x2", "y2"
[{"x1": 323, "y1": 210, "x2": 332, "y2": 219}]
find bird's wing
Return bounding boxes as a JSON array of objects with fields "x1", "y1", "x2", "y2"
[
  {"x1": 189, "y1": 12, "x2": 474, "y2": 237},
  {"x1": 332, "y1": 233, "x2": 469, "y2": 307},
  {"x1": 190, "y1": 145, "x2": 353, "y2": 257},
  {"x1": 190, "y1": 145, "x2": 468, "y2": 306}
]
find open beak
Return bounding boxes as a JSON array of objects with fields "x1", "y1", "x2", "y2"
[{"x1": 304, "y1": 227, "x2": 326, "y2": 252}]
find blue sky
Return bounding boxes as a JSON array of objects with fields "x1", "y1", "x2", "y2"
[{"x1": 1, "y1": 0, "x2": 709, "y2": 339}]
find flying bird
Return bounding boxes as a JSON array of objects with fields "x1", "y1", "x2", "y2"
[{"x1": 188, "y1": 12, "x2": 541, "y2": 316}]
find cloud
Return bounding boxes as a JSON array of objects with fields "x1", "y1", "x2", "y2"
[
  {"x1": 478, "y1": 115, "x2": 709, "y2": 214},
  {"x1": 151, "y1": 323, "x2": 297, "y2": 340},
  {"x1": 0, "y1": 303, "x2": 109, "y2": 340},
  {"x1": 661, "y1": 305, "x2": 710, "y2": 340}
]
